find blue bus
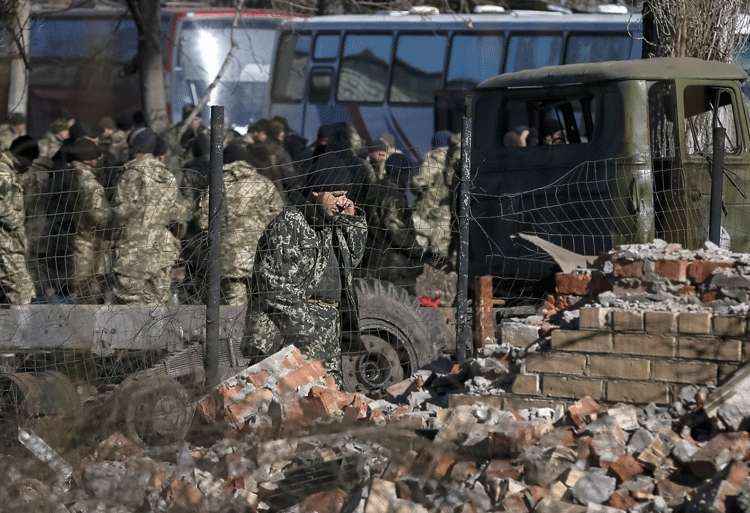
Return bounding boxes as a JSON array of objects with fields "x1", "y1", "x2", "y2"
[{"x1": 268, "y1": 11, "x2": 643, "y2": 160}]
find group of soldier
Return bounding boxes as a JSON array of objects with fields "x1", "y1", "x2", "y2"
[{"x1": 0, "y1": 107, "x2": 459, "y2": 375}]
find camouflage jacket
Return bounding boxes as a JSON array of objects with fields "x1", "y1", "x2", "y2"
[
  {"x1": 70, "y1": 161, "x2": 108, "y2": 245},
  {"x1": 411, "y1": 146, "x2": 451, "y2": 254},
  {"x1": 0, "y1": 125, "x2": 18, "y2": 152},
  {"x1": 113, "y1": 155, "x2": 185, "y2": 265},
  {"x1": 249, "y1": 203, "x2": 367, "y2": 347},
  {"x1": 38, "y1": 132, "x2": 63, "y2": 159},
  {"x1": 19, "y1": 157, "x2": 54, "y2": 254},
  {"x1": 199, "y1": 161, "x2": 284, "y2": 277},
  {"x1": 364, "y1": 178, "x2": 423, "y2": 261},
  {"x1": 0, "y1": 152, "x2": 28, "y2": 249}
]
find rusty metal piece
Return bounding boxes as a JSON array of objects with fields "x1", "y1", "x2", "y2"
[
  {"x1": 474, "y1": 275, "x2": 495, "y2": 350},
  {"x1": 0, "y1": 371, "x2": 81, "y2": 448}
]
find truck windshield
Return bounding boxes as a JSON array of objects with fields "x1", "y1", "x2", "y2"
[{"x1": 178, "y1": 18, "x2": 277, "y2": 125}]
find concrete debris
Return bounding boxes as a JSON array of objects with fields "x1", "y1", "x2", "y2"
[{"x1": 8, "y1": 337, "x2": 750, "y2": 513}]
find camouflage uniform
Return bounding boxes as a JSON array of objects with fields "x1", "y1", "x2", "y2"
[
  {"x1": 411, "y1": 145, "x2": 452, "y2": 256},
  {"x1": 198, "y1": 161, "x2": 284, "y2": 304},
  {"x1": 362, "y1": 177, "x2": 425, "y2": 292},
  {"x1": 19, "y1": 157, "x2": 54, "y2": 297},
  {"x1": 0, "y1": 125, "x2": 20, "y2": 152},
  {"x1": 243, "y1": 203, "x2": 367, "y2": 375},
  {"x1": 38, "y1": 132, "x2": 63, "y2": 160},
  {"x1": 68, "y1": 161, "x2": 109, "y2": 303},
  {"x1": 111, "y1": 155, "x2": 184, "y2": 304},
  {"x1": 0, "y1": 152, "x2": 35, "y2": 303}
]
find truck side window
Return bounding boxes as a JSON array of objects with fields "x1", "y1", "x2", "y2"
[
  {"x1": 501, "y1": 95, "x2": 597, "y2": 148},
  {"x1": 338, "y1": 34, "x2": 392, "y2": 103},
  {"x1": 684, "y1": 86, "x2": 740, "y2": 156},
  {"x1": 505, "y1": 34, "x2": 562, "y2": 73},
  {"x1": 390, "y1": 34, "x2": 447, "y2": 104},
  {"x1": 271, "y1": 33, "x2": 311, "y2": 102}
]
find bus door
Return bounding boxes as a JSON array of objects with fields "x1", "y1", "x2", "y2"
[{"x1": 303, "y1": 32, "x2": 341, "y2": 140}]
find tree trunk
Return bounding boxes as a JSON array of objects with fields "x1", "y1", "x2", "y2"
[
  {"x1": 136, "y1": 0, "x2": 169, "y2": 133},
  {"x1": 6, "y1": 0, "x2": 30, "y2": 116}
]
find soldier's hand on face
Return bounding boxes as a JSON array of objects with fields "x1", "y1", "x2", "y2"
[{"x1": 335, "y1": 194, "x2": 355, "y2": 216}]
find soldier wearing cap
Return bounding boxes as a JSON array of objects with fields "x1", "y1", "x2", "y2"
[
  {"x1": 0, "y1": 113, "x2": 27, "y2": 152},
  {"x1": 111, "y1": 128, "x2": 185, "y2": 304},
  {"x1": 66, "y1": 139, "x2": 108, "y2": 303},
  {"x1": 38, "y1": 119, "x2": 70, "y2": 159},
  {"x1": 243, "y1": 165, "x2": 367, "y2": 378}
]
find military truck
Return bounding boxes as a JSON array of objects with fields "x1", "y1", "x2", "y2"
[{"x1": 465, "y1": 58, "x2": 750, "y2": 296}]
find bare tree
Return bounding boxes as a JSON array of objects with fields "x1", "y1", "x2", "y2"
[
  {"x1": 125, "y1": 0, "x2": 169, "y2": 132},
  {"x1": 2, "y1": 0, "x2": 30, "y2": 115},
  {"x1": 642, "y1": 0, "x2": 749, "y2": 62}
]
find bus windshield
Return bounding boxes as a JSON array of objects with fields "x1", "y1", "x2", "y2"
[{"x1": 178, "y1": 18, "x2": 277, "y2": 125}]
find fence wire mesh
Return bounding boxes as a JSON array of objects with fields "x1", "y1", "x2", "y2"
[{"x1": 0, "y1": 120, "x2": 739, "y2": 512}]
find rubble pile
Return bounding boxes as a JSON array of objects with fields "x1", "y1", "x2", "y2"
[
  {"x1": 553, "y1": 240, "x2": 750, "y2": 315},
  {"x1": 5, "y1": 344, "x2": 750, "y2": 513}
]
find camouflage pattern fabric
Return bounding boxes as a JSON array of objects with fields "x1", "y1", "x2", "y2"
[
  {"x1": 111, "y1": 155, "x2": 183, "y2": 304},
  {"x1": 20, "y1": 157, "x2": 53, "y2": 297},
  {"x1": 243, "y1": 203, "x2": 367, "y2": 376},
  {"x1": 411, "y1": 146, "x2": 452, "y2": 256},
  {"x1": 198, "y1": 160, "x2": 284, "y2": 304},
  {"x1": 38, "y1": 132, "x2": 63, "y2": 159},
  {"x1": 68, "y1": 161, "x2": 109, "y2": 303},
  {"x1": 361, "y1": 177, "x2": 424, "y2": 292},
  {"x1": 0, "y1": 152, "x2": 35, "y2": 303},
  {"x1": 0, "y1": 125, "x2": 18, "y2": 152}
]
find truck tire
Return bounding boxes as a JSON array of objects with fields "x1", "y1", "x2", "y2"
[{"x1": 342, "y1": 279, "x2": 438, "y2": 393}]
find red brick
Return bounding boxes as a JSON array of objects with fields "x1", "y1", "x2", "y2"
[
  {"x1": 245, "y1": 369, "x2": 270, "y2": 388},
  {"x1": 555, "y1": 272, "x2": 591, "y2": 296},
  {"x1": 610, "y1": 453, "x2": 645, "y2": 483},
  {"x1": 613, "y1": 260, "x2": 644, "y2": 278},
  {"x1": 609, "y1": 490, "x2": 637, "y2": 510},
  {"x1": 277, "y1": 361, "x2": 327, "y2": 395},
  {"x1": 654, "y1": 260, "x2": 689, "y2": 282},
  {"x1": 567, "y1": 396, "x2": 601, "y2": 429},
  {"x1": 300, "y1": 489, "x2": 348, "y2": 513},
  {"x1": 688, "y1": 261, "x2": 734, "y2": 284},
  {"x1": 485, "y1": 459, "x2": 523, "y2": 480}
]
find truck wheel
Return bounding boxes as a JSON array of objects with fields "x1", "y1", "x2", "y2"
[
  {"x1": 117, "y1": 373, "x2": 193, "y2": 446},
  {"x1": 342, "y1": 279, "x2": 438, "y2": 393}
]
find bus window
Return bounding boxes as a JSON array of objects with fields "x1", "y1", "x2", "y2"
[
  {"x1": 505, "y1": 34, "x2": 562, "y2": 73},
  {"x1": 390, "y1": 34, "x2": 447, "y2": 104},
  {"x1": 271, "y1": 32, "x2": 311, "y2": 102},
  {"x1": 565, "y1": 34, "x2": 632, "y2": 64},
  {"x1": 338, "y1": 34, "x2": 392, "y2": 103},
  {"x1": 309, "y1": 67, "x2": 334, "y2": 103},
  {"x1": 31, "y1": 18, "x2": 137, "y2": 62},
  {"x1": 314, "y1": 34, "x2": 340, "y2": 60},
  {"x1": 446, "y1": 34, "x2": 504, "y2": 89}
]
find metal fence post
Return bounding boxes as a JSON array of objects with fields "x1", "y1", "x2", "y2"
[
  {"x1": 709, "y1": 127, "x2": 726, "y2": 246},
  {"x1": 455, "y1": 95, "x2": 474, "y2": 363},
  {"x1": 206, "y1": 106, "x2": 224, "y2": 387}
]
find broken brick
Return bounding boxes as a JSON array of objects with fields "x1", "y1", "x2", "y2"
[
  {"x1": 609, "y1": 454, "x2": 645, "y2": 483},
  {"x1": 300, "y1": 489, "x2": 348, "y2": 513},
  {"x1": 689, "y1": 432, "x2": 750, "y2": 478},
  {"x1": 568, "y1": 396, "x2": 601, "y2": 429}
]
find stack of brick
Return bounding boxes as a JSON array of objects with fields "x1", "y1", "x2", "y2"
[{"x1": 513, "y1": 308, "x2": 749, "y2": 405}]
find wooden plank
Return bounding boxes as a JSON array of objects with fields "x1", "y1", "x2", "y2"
[{"x1": 473, "y1": 275, "x2": 495, "y2": 350}]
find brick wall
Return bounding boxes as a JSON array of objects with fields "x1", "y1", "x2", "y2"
[{"x1": 511, "y1": 308, "x2": 748, "y2": 405}]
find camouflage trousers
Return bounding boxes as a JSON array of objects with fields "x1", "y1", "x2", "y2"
[
  {"x1": 111, "y1": 246, "x2": 176, "y2": 305},
  {"x1": 244, "y1": 300, "x2": 341, "y2": 379},
  {"x1": 68, "y1": 241, "x2": 105, "y2": 303},
  {"x1": 0, "y1": 249, "x2": 34, "y2": 304}
]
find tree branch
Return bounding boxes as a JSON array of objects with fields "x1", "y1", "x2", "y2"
[{"x1": 178, "y1": 0, "x2": 243, "y2": 138}]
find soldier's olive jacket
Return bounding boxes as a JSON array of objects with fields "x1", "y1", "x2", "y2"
[{"x1": 249, "y1": 203, "x2": 368, "y2": 347}]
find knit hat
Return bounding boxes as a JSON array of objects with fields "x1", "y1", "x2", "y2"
[
  {"x1": 223, "y1": 142, "x2": 249, "y2": 165},
  {"x1": 10, "y1": 135, "x2": 39, "y2": 162},
  {"x1": 68, "y1": 138, "x2": 102, "y2": 162},
  {"x1": 431, "y1": 130, "x2": 452, "y2": 149},
  {"x1": 130, "y1": 127, "x2": 157, "y2": 155},
  {"x1": 305, "y1": 166, "x2": 356, "y2": 194}
]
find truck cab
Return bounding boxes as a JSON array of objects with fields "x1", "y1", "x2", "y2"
[{"x1": 467, "y1": 58, "x2": 750, "y2": 294}]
